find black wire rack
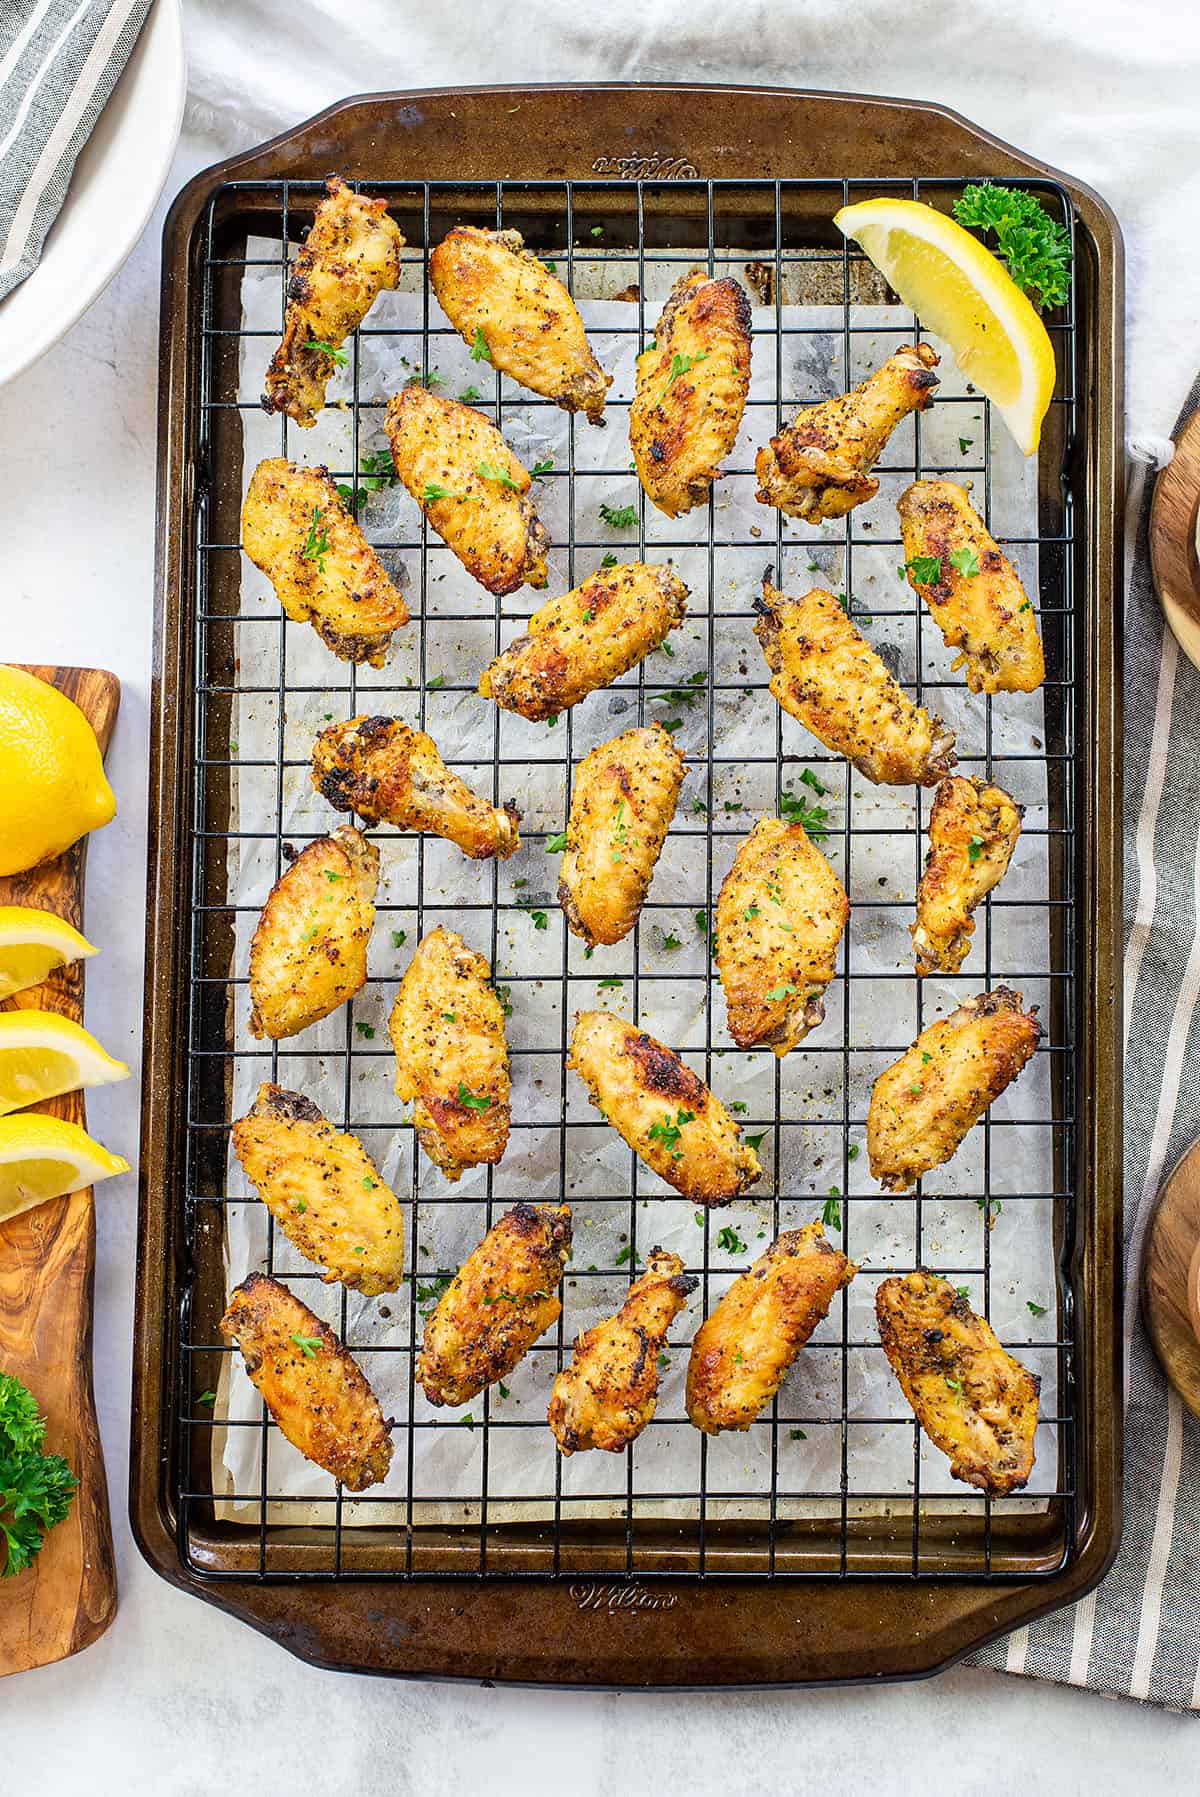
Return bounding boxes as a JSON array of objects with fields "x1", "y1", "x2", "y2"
[{"x1": 177, "y1": 172, "x2": 1080, "y2": 1585}]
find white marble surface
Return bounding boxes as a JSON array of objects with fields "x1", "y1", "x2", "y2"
[{"x1": 4, "y1": 4, "x2": 1200, "y2": 1786}]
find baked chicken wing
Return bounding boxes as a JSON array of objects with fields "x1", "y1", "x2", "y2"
[
  {"x1": 754, "y1": 581, "x2": 955, "y2": 786},
  {"x1": 429, "y1": 225, "x2": 610, "y2": 421},
  {"x1": 220, "y1": 1273, "x2": 393, "y2": 1491},
  {"x1": 248, "y1": 825, "x2": 377, "y2": 1040},
  {"x1": 876, "y1": 1270, "x2": 1040, "y2": 1495},
  {"x1": 567, "y1": 1011, "x2": 761, "y2": 1206},
  {"x1": 242, "y1": 457, "x2": 409, "y2": 667},
  {"x1": 389, "y1": 926, "x2": 510, "y2": 1181},
  {"x1": 867, "y1": 988, "x2": 1042, "y2": 1192},
  {"x1": 899, "y1": 480, "x2": 1045, "y2": 694},
  {"x1": 716, "y1": 817, "x2": 849, "y2": 1055},
  {"x1": 912, "y1": 776, "x2": 1023, "y2": 976},
  {"x1": 686, "y1": 1221, "x2": 857, "y2": 1433},
  {"x1": 557, "y1": 723, "x2": 685, "y2": 946},
  {"x1": 385, "y1": 385, "x2": 549, "y2": 595},
  {"x1": 263, "y1": 175, "x2": 403, "y2": 428},
  {"x1": 312, "y1": 714, "x2": 519, "y2": 860},
  {"x1": 477, "y1": 562, "x2": 688, "y2": 720},
  {"x1": 417, "y1": 1203, "x2": 572, "y2": 1407},
  {"x1": 630, "y1": 271, "x2": 752, "y2": 517},
  {"x1": 755, "y1": 343, "x2": 939, "y2": 521},
  {"x1": 548, "y1": 1248, "x2": 697, "y2": 1455},
  {"x1": 232, "y1": 1084, "x2": 405, "y2": 1297}
]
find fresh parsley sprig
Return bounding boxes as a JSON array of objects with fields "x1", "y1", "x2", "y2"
[
  {"x1": 301, "y1": 505, "x2": 330, "y2": 571},
  {"x1": 305, "y1": 336, "x2": 348, "y2": 366},
  {"x1": 0, "y1": 1374, "x2": 77, "y2": 1579},
  {"x1": 952, "y1": 183, "x2": 1072, "y2": 311}
]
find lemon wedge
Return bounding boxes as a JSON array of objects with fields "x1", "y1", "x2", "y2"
[
  {"x1": 0, "y1": 1113, "x2": 128, "y2": 1225},
  {"x1": 0, "y1": 1011, "x2": 129, "y2": 1118},
  {"x1": 832, "y1": 197, "x2": 1057, "y2": 455},
  {"x1": 0, "y1": 906, "x2": 97, "y2": 1000},
  {"x1": 0, "y1": 667, "x2": 116, "y2": 877}
]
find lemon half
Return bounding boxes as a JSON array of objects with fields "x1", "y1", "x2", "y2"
[
  {"x1": 0, "y1": 666, "x2": 116, "y2": 877},
  {"x1": 0, "y1": 1011, "x2": 129, "y2": 1118},
  {"x1": 832, "y1": 197, "x2": 1057, "y2": 455},
  {"x1": 0, "y1": 906, "x2": 97, "y2": 1000},
  {"x1": 0, "y1": 1113, "x2": 129, "y2": 1225}
]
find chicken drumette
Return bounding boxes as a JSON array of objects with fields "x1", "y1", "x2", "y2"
[
  {"x1": 548, "y1": 1249, "x2": 697, "y2": 1455},
  {"x1": 557, "y1": 723, "x2": 685, "y2": 946},
  {"x1": 248, "y1": 825, "x2": 377, "y2": 1041},
  {"x1": 912, "y1": 776, "x2": 1023, "y2": 976},
  {"x1": 756, "y1": 344, "x2": 939, "y2": 521}
]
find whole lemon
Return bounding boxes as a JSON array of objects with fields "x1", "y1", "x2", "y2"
[{"x1": 0, "y1": 667, "x2": 116, "y2": 876}]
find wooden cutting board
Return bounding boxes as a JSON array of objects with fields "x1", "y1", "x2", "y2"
[{"x1": 0, "y1": 666, "x2": 119, "y2": 1677}]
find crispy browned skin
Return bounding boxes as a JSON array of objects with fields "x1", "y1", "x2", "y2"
[
  {"x1": 899, "y1": 480, "x2": 1045, "y2": 694},
  {"x1": 755, "y1": 343, "x2": 939, "y2": 521},
  {"x1": 385, "y1": 385, "x2": 548, "y2": 595},
  {"x1": 248, "y1": 825, "x2": 377, "y2": 1040},
  {"x1": 558, "y1": 723, "x2": 685, "y2": 946},
  {"x1": 312, "y1": 714, "x2": 519, "y2": 860},
  {"x1": 220, "y1": 1273, "x2": 393, "y2": 1491},
  {"x1": 263, "y1": 175, "x2": 403, "y2": 427},
  {"x1": 242, "y1": 458, "x2": 408, "y2": 667},
  {"x1": 686, "y1": 1222, "x2": 857, "y2": 1433},
  {"x1": 913, "y1": 777, "x2": 1023, "y2": 976},
  {"x1": 548, "y1": 1249, "x2": 697, "y2": 1455},
  {"x1": 389, "y1": 927, "x2": 510, "y2": 1181},
  {"x1": 567, "y1": 1011, "x2": 761, "y2": 1206},
  {"x1": 876, "y1": 1270, "x2": 1040, "y2": 1495},
  {"x1": 417, "y1": 1204, "x2": 572, "y2": 1407},
  {"x1": 478, "y1": 562, "x2": 688, "y2": 720},
  {"x1": 232, "y1": 1085, "x2": 405, "y2": 1297},
  {"x1": 716, "y1": 817, "x2": 849, "y2": 1055},
  {"x1": 630, "y1": 272, "x2": 752, "y2": 517},
  {"x1": 429, "y1": 225, "x2": 610, "y2": 421},
  {"x1": 867, "y1": 989, "x2": 1042, "y2": 1192},
  {"x1": 754, "y1": 581, "x2": 956, "y2": 786}
]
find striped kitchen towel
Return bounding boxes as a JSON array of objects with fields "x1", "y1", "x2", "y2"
[
  {"x1": 969, "y1": 378, "x2": 1200, "y2": 1709},
  {"x1": 0, "y1": 0, "x2": 153, "y2": 303}
]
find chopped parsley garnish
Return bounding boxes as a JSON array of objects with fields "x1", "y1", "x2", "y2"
[
  {"x1": 823, "y1": 1193, "x2": 841, "y2": 1229},
  {"x1": 477, "y1": 459, "x2": 522, "y2": 491},
  {"x1": 944, "y1": 1376, "x2": 963, "y2": 1394},
  {"x1": 532, "y1": 457, "x2": 555, "y2": 477},
  {"x1": 967, "y1": 834, "x2": 984, "y2": 861},
  {"x1": 789, "y1": 1428, "x2": 807, "y2": 1442},
  {"x1": 0, "y1": 1375, "x2": 77, "y2": 1578},
  {"x1": 545, "y1": 830, "x2": 569, "y2": 853},
  {"x1": 766, "y1": 986, "x2": 794, "y2": 1007},
  {"x1": 615, "y1": 1243, "x2": 638, "y2": 1266},
  {"x1": 949, "y1": 545, "x2": 982, "y2": 579},
  {"x1": 416, "y1": 1272, "x2": 454, "y2": 1313},
  {"x1": 903, "y1": 554, "x2": 943, "y2": 585},
  {"x1": 458, "y1": 384, "x2": 484, "y2": 402},
  {"x1": 355, "y1": 1022, "x2": 375, "y2": 1039},
  {"x1": 470, "y1": 326, "x2": 491, "y2": 362},
  {"x1": 959, "y1": 436, "x2": 973, "y2": 455},
  {"x1": 779, "y1": 790, "x2": 830, "y2": 838},
  {"x1": 290, "y1": 1334, "x2": 323, "y2": 1359},
  {"x1": 648, "y1": 1108, "x2": 695, "y2": 1154},
  {"x1": 599, "y1": 500, "x2": 638, "y2": 529},
  {"x1": 391, "y1": 929, "x2": 407, "y2": 949},
  {"x1": 305, "y1": 336, "x2": 348, "y2": 365},
  {"x1": 661, "y1": 349, "x2": 710, "y2": 400},
  {"x1": 597, "y1": 976, "x2": 623, "y2": 989},
  {"x1": 422, "y1": 481, "x2": 467, "y2": 503},
  {"x1": 660, "y1": 931, "x2": 682, "y2": 951},
  {"x1": 197, "y1": 1391, "x2": 217, "y2": 1407},
  {"x1": 800, "y1": 767, "x2": 826, "y2": 796},
  {"x1": 847, "y1": 1144, "x2": 859, "y2": 1161},
  {"x1": 952, "y1": 183, "x2": 1072, "y2": 310},
  {"x1": 497, "y1": 1381, "x2": 510, "y2": 1399},
  {"x1": 427, "y1": 673, "x2": 445, "y2": 688},
  {"x1": 530, "y1": 910, "x2": 548, "y2": 930},
  {"x1": 301, "y1": 505, "x2": 330, "y2": 571},
  {"x1": 457, "y1": 1083, "x2": 493, "y2": 1111},
  {"x1": 461, "y1": 1412, "x2": 476, "y2": 1431},
  {"x1": 1027, "y1": 1299, "x2": 1048, "y2": 1317},
  {"x1": 744, "y1": 1131, "x2": 766, "y2": 1151},
  {"x1": 599, "y1": 552, "x2": 618, "y2": 569},
  {"x1": 716, "y1": 1224, "x2": 746, "y2": 1254}
]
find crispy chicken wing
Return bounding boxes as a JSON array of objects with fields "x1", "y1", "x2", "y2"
[
  {"x1": 567, "y1": 1011, "x2": 761, "y2": 1206},
  {"x1": 429, "y1": 226, "x2": 610, "y2": 421},
  {"x1": 478, "y1": 562, "x2": 688, "y2": 721},
  {"x1": 248, "y1": 825, "x2": 377, "y2": 1040},
  {"x1": 557, "y1": 723, "x2": 685, "y2": 946},
  {"x1": 389, "y1": 926, "x2": 510, "y2": 1181},
  {"x1": 630, "y1": 272, "x2": 752, "y2": 517},
  {"x1": 417, "y1": 1203, "x2": 572, "y2": 1407},
  {"x1": 385, "y1": 385, "x2": 548, "y2": 595},
  {"x1": 754, "y1": 581, "x2": 955, "y2": 786},
  {"x1": 232, "y1": 1084, "x2": 405, "y2": 1297},
  {"x1": 548, "y1": 1248, "x2": 697, "y2": 1455},
  {"x1": 263, "y1": 175, "x2": 403, "y2": 428},
  {"x1": 899, "y1": 480, "x2": 1045, "y2": 694},
  {"x1": 876, "y1": 1270, "x2": 1040, "y2": 1495},
  {"x1": 220, "y1": 1273, "x2": 393, "y2": 1491},
  {"x1": 868, "y1": 988, "x2": 1042, "y2": 1192},
  {"x1": 686, "y1": 1221, "x2": 856, "y2": 1433},
  {"x1": 716, "y1": 817, "x2": 849, "y2": 1055},
  {"x1": 242, "y1": 458, "x2": 409, "y2": 667},
  {"x1": 912, "y1": 777, "x2": 1023, "y2": 976},
  {"x1": 755, "y1": 343, "x2": 939, "y2": 521},
  {"x1": 312, "y1": 714, "x2": 519, "y2": 860}
]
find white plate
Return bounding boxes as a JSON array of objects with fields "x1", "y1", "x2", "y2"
[{"x1": 0, "y1": 0, "x2": 186, "y2": 387}]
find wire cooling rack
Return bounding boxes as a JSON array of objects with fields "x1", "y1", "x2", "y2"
[{"x1": 178, "y1": 173, "x2": 1080, "y2": 1585}]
